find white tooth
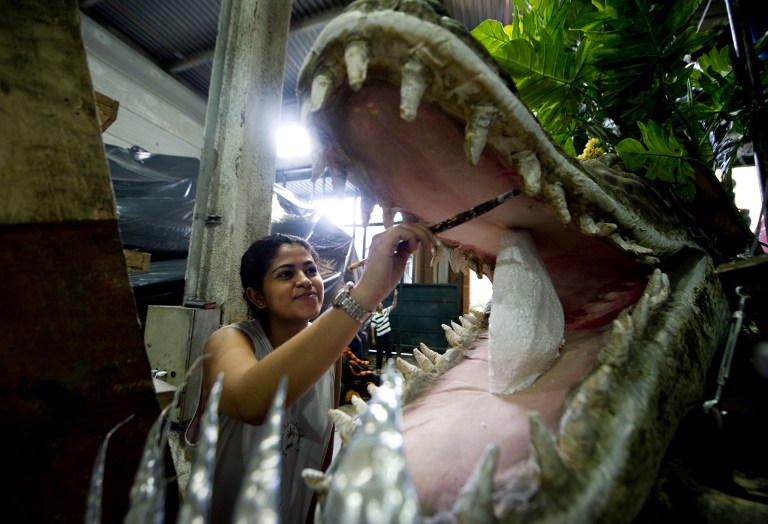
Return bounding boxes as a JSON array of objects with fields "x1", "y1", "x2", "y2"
[
  {"x1": 647, "y1": 268, "x2": 669, "y2": 306},
  {"x1": 344, "y1": 39, "x2": 369, "y2": 91},
  {"x1": 382, "y1": 205, "x2": 396, "y2": 229},
  {"x1": 448, "y1": 247, "x2": 465, "y2": 273},
  {"x1": 450, "y1": 320, "x2": 466, "y2": 337},
  {"x1": 367, "y1": 382, "x2": 379, "y2": 397},
  {"x1": 579, "y1": 215, "x2": 617, "y2": 236},
  {"x1": 464, "y1": 105, "x2": 497, "y2": 165},
  {"x1": 542, "y1": 182, "x2": 571, "y2": 223},
  {"x1": 430, "y1": 241, "x2": 445, "y2": 268},
  {"x1": 601, "y1": 314, "x2": 634, "y2": 367},
  {"x1": 350, "y1": 394, "x2": 368, "y2": 415},
  {"x1": 442, "y1": 323, "x2": 463, "y2": 348},
  {"x1": 412, "y1": 348, "x2": 436, "y2": 372},
  {"x1": 302, "y1": 70, "x2": 333, "y2": 118},
  {"x1": 418, "y1": 342, "x2": 441, "y2": 364},
  {"x1": 451, "y1": 444, "x2": 499, "y2": 522},
  {"x1": 511, "y1": 150, "x2": 541, "y2": 195},
  {"x1": 396, "y1": 357, "x2": 423, "y2": 379},
  {"x1": 329, "y1": 408, "x2": 359, "y2": 446},
  {"x1": 400, "y1": 59, "x2": 429, "y2": 122},
  {"x1": 488, "y1": 229, "x2": 564, "y2": 394},
  {"x1": 609, "y1": 233, "x2": 654, "y2": 255},
  {"x1": 481, "y1": 262, "x2": 494, "y2": 280},
  {"x1": 529, "y1": 412, "x2": 570, "y2": 489},
  {"x1": 360, "y1": 194, "x2": 375, "y2": 228}
]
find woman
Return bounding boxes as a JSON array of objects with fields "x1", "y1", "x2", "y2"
[{"x1": 195, "y1": 222, "x2": 434, "y2": 524}]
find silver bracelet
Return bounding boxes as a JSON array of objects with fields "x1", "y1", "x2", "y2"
[{"x1": 332, "y1": 282, "x2": 372, "y2": 323}]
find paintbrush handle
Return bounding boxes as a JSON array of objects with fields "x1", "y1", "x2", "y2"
[{"x1": 346, "y1": 188, "x2": 520, "y2": 271}]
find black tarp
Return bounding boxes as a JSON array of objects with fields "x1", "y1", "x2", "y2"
[{"x1": 107, "y1": 144, "x2": 362, "y2": 321}]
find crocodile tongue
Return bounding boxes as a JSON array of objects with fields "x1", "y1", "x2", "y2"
[{"x1": 488, "y1": 228, "x2": 564, "y2": 394}]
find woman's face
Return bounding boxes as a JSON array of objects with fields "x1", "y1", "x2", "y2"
[{"x1": 259, "y1": 243, "x2": 323, "y2": 324}]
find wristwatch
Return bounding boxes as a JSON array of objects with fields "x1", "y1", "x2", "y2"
[{"x1": 332, "y1": 282, "x2": 372, "y2": 323}]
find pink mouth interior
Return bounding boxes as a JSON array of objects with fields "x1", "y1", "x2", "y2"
[{"x1": 318, "y1": 80, "x2": 651, "y2": 513}]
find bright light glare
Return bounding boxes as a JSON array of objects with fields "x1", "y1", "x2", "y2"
[{"x1": 276, "y1": 125, "x2": 311, "y2": 159}]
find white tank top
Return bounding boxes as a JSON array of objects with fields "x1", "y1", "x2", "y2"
[{"x1": 187, "y1": 319, "x2": 335, "y2": 524}]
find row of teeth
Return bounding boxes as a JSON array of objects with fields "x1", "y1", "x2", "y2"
[
  {"x1": 300, "y1": 267, "x2": 670, "y2": 522},
  {"x1": 303, "y1": 33, "x2": 660, "y2": 264}
]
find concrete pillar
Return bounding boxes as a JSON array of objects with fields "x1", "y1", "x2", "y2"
[{"x1": 184, "y1": 0, "x2": 294, "y2": 324}]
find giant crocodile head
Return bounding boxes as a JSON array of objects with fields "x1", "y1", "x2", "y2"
[{"x1": 294, "y1": 1, "x2": 737, "y2": 522}]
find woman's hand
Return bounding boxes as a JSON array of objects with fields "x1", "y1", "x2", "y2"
[{"x1": 351, "y1": 222, "x2": 435, "y2": 310}]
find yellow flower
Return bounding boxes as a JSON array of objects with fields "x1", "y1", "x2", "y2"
[{"x1": 578, "y1": 138, "x2": 604, "y2": 159}]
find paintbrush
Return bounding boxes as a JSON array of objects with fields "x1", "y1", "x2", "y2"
[{"x1": 346, "y1": 188, "x2": 521, "y2": 270}]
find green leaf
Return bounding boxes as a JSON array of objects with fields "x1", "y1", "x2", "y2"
[{"x1": 616, "y1": 121, "x2": 696, "y2": 196}]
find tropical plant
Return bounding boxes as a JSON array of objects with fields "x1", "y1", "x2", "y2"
[{"x1": 471, "y1": 0, "x2": 766, "y2": 204}]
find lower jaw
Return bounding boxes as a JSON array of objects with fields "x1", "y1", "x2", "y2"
[{"x1": 402, "y1": 328, "x2": 604, "y2": 513}]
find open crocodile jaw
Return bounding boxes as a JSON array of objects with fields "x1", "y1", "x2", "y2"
[{"x1": 298, "y1": 2, "x2": 731, "y2": 521}]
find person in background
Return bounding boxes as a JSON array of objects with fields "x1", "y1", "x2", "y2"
[
  {"x1": 371, "y1": 288, "x2": 398, "y2": 373},
  {"x1": 186, "y1": 223, "x2": 433, "y2": 524}
]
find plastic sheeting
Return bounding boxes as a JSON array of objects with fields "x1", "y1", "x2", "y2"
[{"x1": 108, "y1": 144, "x2": 361, "y2": 307}]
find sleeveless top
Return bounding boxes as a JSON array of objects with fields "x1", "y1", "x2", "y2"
[{"x1": 186, "y1": 319, "x2": 335, "y2": 524}]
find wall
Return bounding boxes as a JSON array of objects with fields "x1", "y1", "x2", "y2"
[{"x1": 80, "y1": 14, "x2": 207, "y2": 158}]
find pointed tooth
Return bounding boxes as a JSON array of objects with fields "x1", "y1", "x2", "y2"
[
  {"x1": 647, "y1": 268, "x2": 669, "y2": 306},
  {"x1": 367, "y1": 382, "x2": 379, "y2": 397},
  {"x1": 400, "y1": 59, "x2": 429, "y2": 122},
  {"x1": 557, "y1": 367, "x2": 613, "y2": 465},
  {"x1": 360, "y1": 194, "x2": 375, "y2": 228},
  {"x1": 344, "y1": 39, "x2": 369, "y2": 91},
  {"x1": 460, "y1": 314, "x2": 479, "y2": 330},
  {"x1": 396, "y1": 356, "x2": 424, "y2": 380},
  {"x1": 430, "y1": 241, "x2": 445, "y2": 268},
  {"x1": 511, "y1": 150, "x2": 541, "y2": 195},
  {"x1": 450, "y1": 320, "x2": 466, "y2": 337},
  {"x1": 329, "y1": 408, "x2": 359, "y2": 446},
  {"x1": 464, "y1": 105, "x2": 497, "y2": 165},
  {"x1": 451, "y1": 444, "x2": 499, "y2": 523},
  {"x1": 529, "y1": 412, "x2": 570, "y2": 490},
  {"x1": 609, "y1": 233, "x2": 654, "y2": 256},
  {"x1": 630, "y1": 270, "x2": 669, "y2": 333},
  {"x1": 600, "y1": 313, "x2": 633, "y2": 367},
  {"x1": 382, "y1": 205, "x2": 396, "y2": 229},
  {"x1": 350, "y1": 394, "x2": 368, "y2": 415},
  {"x1": 542, "y1": 181, "x2": 571, "y2": 224},
  {"x1": 448, "y1": 247, "x2": 465, "y2": 273},
  {"x1": 302, "y1": 70, "x2": 333, "y2": 118},
  {"x1": 579, "y1": 215, "x2": 618, "y2": 237},
  {"x1": 631, "y1": 291, "x2": 651, "y2": 333},
  {"x1": 418, "y1": 342, "x2": 441, "y2": 364},
  {"x1": 481, "y1": 262, "x2": 494, "y2": 280},
  {"x1": 442, "y1": 323, "x2": 463, "y2": 348},
  {"x1": 412, "y1": 348, "x2": 436, "y2": 372}
]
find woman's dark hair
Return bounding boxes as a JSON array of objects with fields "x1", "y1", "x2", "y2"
[{"x1": 240, "y1": 233, "x2": 319, "y2": 320}]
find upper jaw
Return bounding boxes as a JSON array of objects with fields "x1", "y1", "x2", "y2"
[{"x1": 298, "y1": 9, "x2": 696, "y2": 274}]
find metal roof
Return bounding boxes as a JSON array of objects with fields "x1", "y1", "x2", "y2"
[
  {"x1": 79, "y1": 0, "x2": 730, "y2": 112},
  {"x1": 79, "y1": 0, "x2": 731, "y2": 202}
]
